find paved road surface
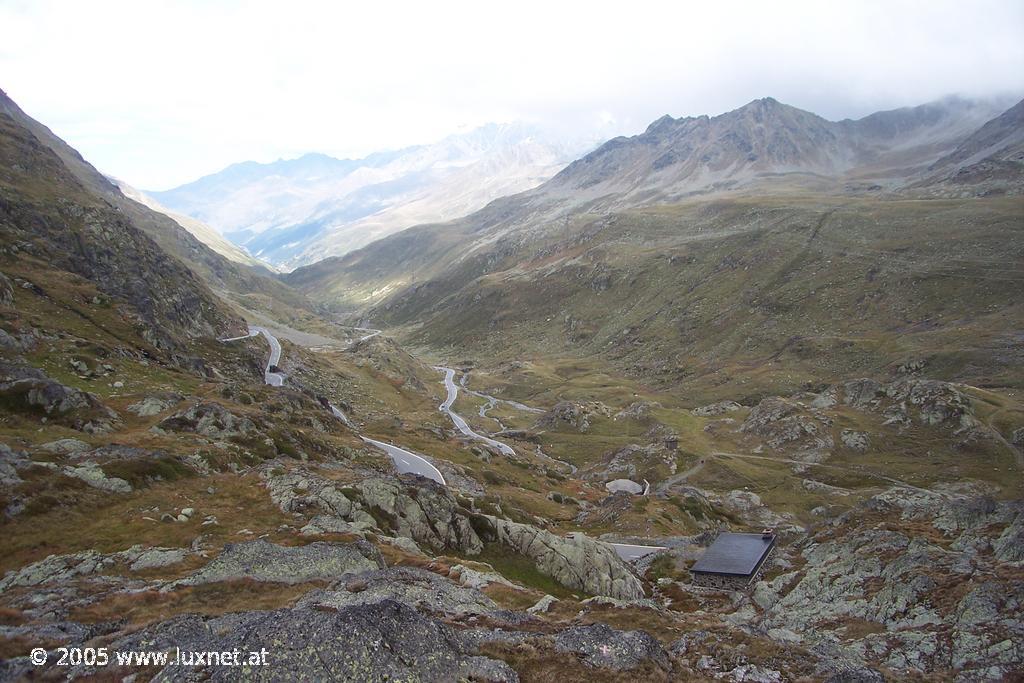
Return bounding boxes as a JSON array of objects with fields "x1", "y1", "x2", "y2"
[
  {"x1": 250, "y1": 326, "x2": 284, "y2": 386},
  {"x1": 610, "y1": 543, "x2": 668, "y2": 561},
  {"x1": 437, "y1": 367, "x2": 516, "y2": 456},
  {"x1": 361, "y1": 437, "x2": 446, "y2": 485}
]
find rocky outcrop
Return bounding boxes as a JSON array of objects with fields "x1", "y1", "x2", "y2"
[
  {"x1": 474, "y1": 516, "x2": 644, "y2": 600},
  {"x1": 39, "y1": 438, "x2": 91, "y2": 455},
  {"x1": 172, "y1": 539, "x2": 384, "y2": 587},
  {"x1": 127, "y1": 392, "x2": 183, "y2": 417},
  {"x1": 0, "y1": 545, "x2": 191, "y2": 592},
  {"x1": 155, "y1": 402, "x2": 257, "y2": 438},
  {"x1": 0, "y1": 270, "x2": 13, "y2": 306},
  {"x1": 0, "y1": 361, "x2": 118, "y2": 432},
  {"x1": 358, "y1": 477, "x2": 483, "y2": 554},
  {"x1": 740, "y1": 397, "x2": 833, "y2": 452},
  {"x1": 535, "y1": 401, "x2": 610, "y2": 432},
  {"x1": 60, "y1": 463, "x2": 132, "y2": 494},
  {"x1": 750, "y1": 489, "x2": 1024, "y2": 680},
  {"x1": 299, "y1": 566, "x2": 498, "y2": 615},
  {"x1": 693, "y1": 400, "x2": 742, "y2": 416},
  {"x1": 831, "y1": 377, "x2": 983, "y2": 434}
]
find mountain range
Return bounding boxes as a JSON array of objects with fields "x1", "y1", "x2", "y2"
[
  {"x1": 286, "y1": 95, "x2": 1024, "y2": 396},
  {"x1": 1, "y1": 84, "x2": 1023, "y2": 682},
  {"x1": 150, "y1": 123, "x2": 593, "y2": 270}
]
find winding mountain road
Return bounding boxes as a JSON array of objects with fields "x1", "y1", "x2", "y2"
[
  {"x1": 437, "y1": 367, "x2": 516, "y2": 456},
  {"x1": 222, "y1": 329, "x2": 665, "y2": 561}
]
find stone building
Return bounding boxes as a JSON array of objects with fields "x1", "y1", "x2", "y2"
[{"x1": 689, "y1": 531, "x2": 775, "y2": 590}]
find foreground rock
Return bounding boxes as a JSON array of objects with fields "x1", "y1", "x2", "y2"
[{"x1": 66, "y1": 600, "x2": 518, "y2": 682}]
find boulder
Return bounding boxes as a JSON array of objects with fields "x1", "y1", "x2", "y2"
[
  {"x1": 0, "y1": 362, "x2": 118, "y2": 431},
  {"x1": 553, "y1": 623, "x2": 670, "y2": 672},
  {"x1": 527, "y1": 594, "x2": 559, "y2": 614}
]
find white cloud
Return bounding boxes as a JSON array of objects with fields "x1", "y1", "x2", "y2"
[{"x1": 2, "y1": 0, "x2": 1022, "y2": 188}]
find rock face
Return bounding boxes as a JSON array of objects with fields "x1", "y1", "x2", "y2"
[
  {"x1": 299, "y1": 566, "x2": 498, "y2": 615},
  {"x1": 76, "y1": 600, "x2": 518, "y2": 682},
  {"x1": 172, "y1": 539, "x2": 384, "y2": 587},
  {"x1": 750, "y1": 488, "x2": 1024, "y2": 680},
  {"x1": 475, "y1": 516, "x2": 644, "y2": 600}
]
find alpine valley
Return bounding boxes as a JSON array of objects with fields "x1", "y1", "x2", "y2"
[{"x1": 1, "y1": 85, "x2": 1022, "y2": 683}]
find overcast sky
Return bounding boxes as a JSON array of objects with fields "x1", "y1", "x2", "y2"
[{"x1": 2, "y1": 0, "x2": 1022, "y2": 189}]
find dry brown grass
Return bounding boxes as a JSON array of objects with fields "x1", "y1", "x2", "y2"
[
  {"x1": 67, "y1": 579, "x2": 323, "y2": 628},
  {"x1": 478, "y1": 640, "x2": 677, "y2": 683}
]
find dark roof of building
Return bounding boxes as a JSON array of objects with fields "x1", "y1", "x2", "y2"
[{"x1": 690, "y1": 532, "x2": 775, "y2": 576}]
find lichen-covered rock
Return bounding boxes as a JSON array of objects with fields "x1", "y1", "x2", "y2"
[
  {"x1": 475, "y1": 516, "x2": 644, "y2": 600},
  {"x1": 299, "y1": 566, "x2": 498, "y2": 615},
  {"x1": 751, "y1": 489, "x2": 1024, "y2": 679},
  {"x1": 172, "y1": 539, "x2": 384, "y2": 587},
  {"x1": 0, "y1": 551, "x2": 108, "y2": 592},
  {"x1": 124, "y1": 546, "x2": 188, "y2": 572},
  {"x1": 61, "y1": 462, "x2": 132, "y2": 493},
  {"x1": 358, "y1": 477, "x2": 483, "y2": 554},
  {"x1": 553, "y1": 623, "x2": 670, "y2": 671},
  {"x1": 68, "y1": 600, "x2": 518, "y2": 682}
]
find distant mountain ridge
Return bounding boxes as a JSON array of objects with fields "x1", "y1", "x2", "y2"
[
  {"x1": 151, "y1": 123, "x2": 593, "y2": 270},
  {"x1": 544, "y1": 95, "x2": 1014, "y2": 205}
]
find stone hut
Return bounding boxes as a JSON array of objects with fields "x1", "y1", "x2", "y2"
[{"x1": 689, "y1": 530, "x2": 775, "y2": 590}]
